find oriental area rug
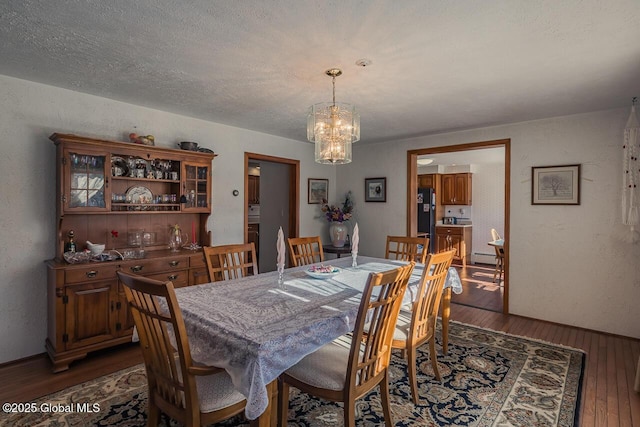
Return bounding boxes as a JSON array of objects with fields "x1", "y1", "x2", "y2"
[{"x1": 1, "y1": 321, "x2": 584, "y2": 427}]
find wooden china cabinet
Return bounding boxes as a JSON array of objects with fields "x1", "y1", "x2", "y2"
[{"x1": 45, "y1": 133, "x2": 215, "y2": 372}]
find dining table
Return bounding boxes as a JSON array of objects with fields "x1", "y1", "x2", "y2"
[{"x1": 171, "y1": 255, "x2": 462, "y2": 425}]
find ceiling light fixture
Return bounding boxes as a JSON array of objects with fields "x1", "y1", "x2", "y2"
[
  {"x1": 417, "y1": 158, "x2": 434, "y2": 166},
  {"x1": 307, "y1": 68, "x2": 360, "y2": 164}
]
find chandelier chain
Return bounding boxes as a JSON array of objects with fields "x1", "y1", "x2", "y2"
[{"x1": 332, "y1": 76, "x2": 336, "y2": 106}]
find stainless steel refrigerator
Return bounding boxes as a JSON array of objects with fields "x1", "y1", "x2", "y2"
[{"x1": 417, "y1": 188, "x2": 436, "y2": 253}]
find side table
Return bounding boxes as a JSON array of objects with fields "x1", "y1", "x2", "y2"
[{"x1": 323, "y1": 244, "x2": 352, "y2": 258}]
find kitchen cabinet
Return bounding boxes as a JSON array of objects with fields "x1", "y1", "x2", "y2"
[
  {"x1": 436, "y1": 225, "x2": 472, "y2": 266},
  {"x1": 248, "y1": 175, "x2": 260, "y2": 204},
  {"x1": 417, "y1": 173, "x2": 437, "y2": 189},
  {"x1": 441, "y1": 173, "x2": 472, "y2": 205},
  {"x1": 46, "y1": 133, "x2": 216, "y2": 372}
]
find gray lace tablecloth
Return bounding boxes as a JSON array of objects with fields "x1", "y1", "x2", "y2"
[{"x1": 173, "y1": 256, "x2": 462, "y2": 420}]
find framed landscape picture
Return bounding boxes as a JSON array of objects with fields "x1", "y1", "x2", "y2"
[
  {"x1": 365, "y1": 177, "x2": 386, "y2": 202},
  {"x1": 531, "y1": 164, "x2": 581, "y2": 205},
  {"x1": 308, "y1": 178, "x2": 328, "y2": 204}
]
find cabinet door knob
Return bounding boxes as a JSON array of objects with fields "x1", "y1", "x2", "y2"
[
  {"x1": 130, "y1": 265, "x2": 144, "y2": 273},
  {"x1": 168, "y1": 274, "x2": 178, "y2": 281},
  {"x1": 86, "y1": 271, "x2": 97, "y2": 278},
  {"x1": 169, "y1": 260, "x2": 180, "y2": 267}
]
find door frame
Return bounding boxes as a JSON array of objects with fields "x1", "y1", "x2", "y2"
[
  {"x1": 244, "y1": 152, "x2": 300, "y2": 243},
  {"x1": 406, "y1": 139, "x2": 511, "y2": 314}
]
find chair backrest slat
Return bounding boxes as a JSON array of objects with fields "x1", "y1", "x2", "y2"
[
  {"x1": 385, "y1": 235, "x2": 429, "y2": 264},
  {"x1": 288, "y1": 236, "x2": 324, "y2": 267},
  {"x1": 204, "y1": 243, "x2": 258, "y2": 282},
  {"x1": 410, "y1": 249, "x2": 455, "y2": 345},
  {"x1": 347, "y1": 262, "x2": 415, "y2": 395},
  {"x1": 117, "y1": 272, "x2": 197, "y2": 412}
]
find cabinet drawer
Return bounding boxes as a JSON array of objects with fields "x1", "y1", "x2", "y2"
[
  {"x1": 436, "y1": 227, "x2": 463, "y2": 236},
  {"x1": 121, "y1": 256, "x2": 190, "y2": 275},
  {"x1": 190, "y1": 267, "x2": 210, "y2": 286},
  {"x1": 65, "y1": 264, "x2": 118, "y2": 284},
  {"x1": 190, "y1": 253, "x2": 206, "y2": 268},
  {"x1": 145, "y1": 270, "x2": 189, "y2": 288}
]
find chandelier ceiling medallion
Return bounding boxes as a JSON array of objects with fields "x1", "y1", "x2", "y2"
[{"x1": 307, "y1": 68, "x2": 360, "y2": 164}]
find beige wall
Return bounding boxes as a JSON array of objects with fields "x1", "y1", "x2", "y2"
[
  {"x1": 337, "y1": 108, "x2": 639, "y2": 338},
  {"x1": 1, "y1": 72, "x2": 638, "y2": 365},
  {"x1": 0, "y1": 74, "x2": 333, "y2": 364}
]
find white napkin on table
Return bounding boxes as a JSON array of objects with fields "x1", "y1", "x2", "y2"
[
  {"x1": 351, "y1": 223, "x2": 359, "y2": 255},
  {"x1": 276, "y1": 226, "x2": 285, "y2": 271}
]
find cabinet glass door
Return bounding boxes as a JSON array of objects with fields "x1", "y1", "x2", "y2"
[
  {"x1": 66, "y1": 151, "x2": 107, "y2": 210},
  {"x1": 183, "y1": 163, "x2": 210, "y2": 211}
]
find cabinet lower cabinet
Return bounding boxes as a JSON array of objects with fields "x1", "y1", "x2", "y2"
[
  {"x1": 436, "y1": 226, "x2": 472, "y2": 266},
  {"x1": 64, "y1": 281, "x2": 120, "y2": 351},
  {"x1": 46, "y1": 250, "x2": 208, "y2": 372}
]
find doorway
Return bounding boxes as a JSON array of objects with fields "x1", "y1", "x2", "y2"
[
  {"x1": 406, "y1": 139, "x2": 510, "y2": 314},
  {"x1": 244, "y1": 153, "x2": 300, "y2": 272}
]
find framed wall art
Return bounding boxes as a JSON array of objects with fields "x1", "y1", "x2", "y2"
[
  {"x1": 531, "y1": 164, "x2": 581, "y2": 205},
  {"x1": 308, "y1": 178, "x2": 328, "y2": 204},
  {"x1": 365, "y1": 177, "x2": 387, "y2": 202}
]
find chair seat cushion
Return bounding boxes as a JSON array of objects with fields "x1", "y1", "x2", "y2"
[
  {"x1": 284, "y1": 336, "x2": 353, "y2": 391},
  {"x1": 393, "y1": 310, "x2": 412, "y2": 341},
  {"x1": 196, "y1": 371, "x2": 246, "y2": 413}
]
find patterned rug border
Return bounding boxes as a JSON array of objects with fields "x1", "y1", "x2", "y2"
[
  {"x1": 0, "y1": 321, "x2": 586, "y2": 427},
  {"x1": 447, "y1": 320, "x2": 586, "y2": 427}
]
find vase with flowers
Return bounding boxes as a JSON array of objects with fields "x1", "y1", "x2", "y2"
[{"x1": 321, "y1": 192, "x2": 354, "y2": 247}]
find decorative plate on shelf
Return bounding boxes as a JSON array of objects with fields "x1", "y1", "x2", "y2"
[
  {"x1": 305, "y1": 265, "x2": 341, "y2": 279},
  {"x1": 125, "y1": 185, "x2": 153, "y2": 204}
]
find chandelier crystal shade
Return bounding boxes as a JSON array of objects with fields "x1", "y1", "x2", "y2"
[{"x1": 307, "y1": 69, "x2": 360, "y2": 164}]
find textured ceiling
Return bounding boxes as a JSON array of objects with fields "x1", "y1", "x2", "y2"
[{"x1": 1, "y1": 0, "x2": 639, "y2": 144}]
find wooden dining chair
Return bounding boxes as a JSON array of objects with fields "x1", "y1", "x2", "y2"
[
  {"x1": 391, "y1": 249, "x2": 455, "y2": 404},
  {"x1": 490, "y1": 229, "x2": 504, "y2": 283},
  {"x1": 277, "y1": 262, "x2": 415, "y2": 427},
  {"x1": 493, "y1": 245, "x2": 504, "y2": 283},
  {"x1": 385, "y1": 235, "x2": 429, "y2": 264},
  {"x1": 203, "y1": 242, "x2": 258, "y2": 282},
  {"x1": 117, "y1": 271, "x2": 247, "y2": 427},
  {"x1": 287, "y1": 236, "x2": 324, "y2": 267}
]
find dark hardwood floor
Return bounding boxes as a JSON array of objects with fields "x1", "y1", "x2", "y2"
[
  {"x1": 1, "y1": 303, "x2": 638, "y2": 426},
  {"x1": 451, "y1": 262, "x2": 504, "y2": 312}
]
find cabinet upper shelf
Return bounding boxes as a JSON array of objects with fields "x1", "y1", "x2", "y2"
[{"x1": 50, "y1": 133, "x2": 216, "y2": 215}]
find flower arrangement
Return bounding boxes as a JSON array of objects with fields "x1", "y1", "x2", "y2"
[{"x1": 321, "y1": 191, "x2": 354, "y2": 223}]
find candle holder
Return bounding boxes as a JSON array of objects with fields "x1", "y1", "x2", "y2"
[
  {"x1": 277, "y1": 266, "x2": 285, "y2": 289},
  {"x1": 183, "y1": 242, "x2": 201, "y2": 251},
  {"x1": 351, "y1": 252, "x2": 358, "y2": 268}
]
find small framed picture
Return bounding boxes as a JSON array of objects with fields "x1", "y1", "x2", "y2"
[
  {"x1": 365, "y1": 177, "x2": 386, "y2": 202},
  {"x1": 308, "y1": 178, "x2": 328, "y2": 204},
  {"x1": 531, "y1": 164, "x2": 581, "y2": 205}
]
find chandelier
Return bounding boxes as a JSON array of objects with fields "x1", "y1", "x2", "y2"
[{"x1": 307, "y1": 68, "x2": 360, "y2": 164}]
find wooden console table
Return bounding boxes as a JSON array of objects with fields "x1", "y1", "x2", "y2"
[{"x1": 323, "y1": 244, "x2": 352, "y2": 258}]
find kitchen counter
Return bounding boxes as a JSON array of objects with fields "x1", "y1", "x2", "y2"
[{"x1": 436, "y1": 223, "x2": 472, "y2": 228}]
